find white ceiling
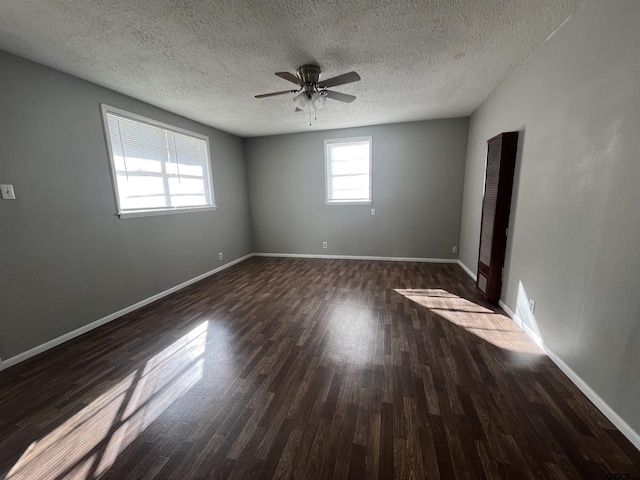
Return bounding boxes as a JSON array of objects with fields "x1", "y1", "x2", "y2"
[{"x1": 0, "y1": 0, "x2": 581, "y2": 137}]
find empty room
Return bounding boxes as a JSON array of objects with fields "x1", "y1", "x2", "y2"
[{"x1": 1, "y1": 0, "x2": 639, "y2": 478}]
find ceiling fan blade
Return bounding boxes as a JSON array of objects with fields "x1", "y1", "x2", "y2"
[
  {"x1": 255, "y1": 90, "x2": 297, "y2": 98},
  {"x1": 325, "y1": 90, "x2": 356, "y2": 103},
  {"x1": 318, "y1": 71, "x2": 360, "y2": 88},
  {"x1": 275, "y1": 72, "x2": 303, "y2": 85}
]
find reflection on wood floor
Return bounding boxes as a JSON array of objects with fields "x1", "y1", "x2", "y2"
[{"x1": 1, "y1": 257, "x2": 639, "y2": 479}]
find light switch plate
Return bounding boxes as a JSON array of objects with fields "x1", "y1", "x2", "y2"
[{"x1": 0, "y1": 184, "x2": 16, "y2": 200}]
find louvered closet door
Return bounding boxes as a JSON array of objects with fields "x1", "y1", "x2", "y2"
[{"x1": 476, "y1": 132, "x2": 518, "y2": 303}]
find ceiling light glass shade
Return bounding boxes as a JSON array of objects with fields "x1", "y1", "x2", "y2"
[
  {"x1": 293, "y1": 92, "x2": 310, "y2": 111},
  {"x1": 312, "y1": 91, "x2": 327, "y2": 109},
  {"x1": 293, "y1": 91, "x2": 327, "y2": 111}
]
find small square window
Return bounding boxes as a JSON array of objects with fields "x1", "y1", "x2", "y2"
[
  {"x1": 101, "y1": 105, "x2": 216, "y2": 218},
  {"x1": 325, "y1": 137, "x2": 372, "y2": 204}
]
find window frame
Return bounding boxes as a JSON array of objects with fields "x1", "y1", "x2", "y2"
[
  {"x1": 324, "y1": 136, "x2": 373, "y2": 205},
  {"x1": 100, "y1": 104, "x2": 217, "y2": 219}
]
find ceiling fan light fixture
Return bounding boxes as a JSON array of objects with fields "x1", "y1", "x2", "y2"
[{"x1": 293, "y1": 91, "x2": 327, "y2": 112}]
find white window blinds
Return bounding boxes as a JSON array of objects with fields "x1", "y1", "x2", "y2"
[{"x1": 102, "y1": 106, "x2": 215, "y2": 215}]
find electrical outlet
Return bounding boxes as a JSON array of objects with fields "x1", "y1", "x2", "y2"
[
  {"x1": 529, "y1": 299, "x2": 536, "y2": 313},
  {"x1": 0, "y1": 184, "x2": 16, "y2": 200},
  {"x1": 371, "y1": 208, "x2": 376, "y2": 215},
  {"x1": 322, "y1": 241, "x2": 327, "y2": 249},
  {"x1": 452, "y1": 246, "x2": 458, "y2": 253},
  {"x1": 218, "y1": 252, "x2": 223, "y2": 261}
]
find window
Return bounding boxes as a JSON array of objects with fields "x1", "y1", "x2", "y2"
[
  {"x1": 101, "y1": 105, "x2": 216, "y2": 218},
  {"x1": 324, "y1": 137, "x2": 372, "y2": 204}
]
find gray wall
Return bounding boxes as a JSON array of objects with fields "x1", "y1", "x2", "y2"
[
  {"x1": 0, "y1": 50, "x2": 252, "y2": 360},
  {"x1": 459, "y1": 0, "x2": 640, "y2": 433},
  {"x1": 246, "y1": 120, "x2": 468, "y2": 258}
]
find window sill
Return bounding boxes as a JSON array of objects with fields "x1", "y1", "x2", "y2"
[
  {"x1": 117, "y1": 206, "x2": 217, "y2": 219},
  {"x1": 325, "y1": 201, "x2": 372, "y2": 206}
]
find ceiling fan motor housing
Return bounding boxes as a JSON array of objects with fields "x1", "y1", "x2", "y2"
[{"x1": 297, "y1": 64, "x2": 322, "y2": 91}]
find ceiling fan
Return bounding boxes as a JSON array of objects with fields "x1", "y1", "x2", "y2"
[{"x1": 255, "y1": 64, "x2": 361, "y2": 114}]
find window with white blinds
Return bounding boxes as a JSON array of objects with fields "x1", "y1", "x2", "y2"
[
  {"x1": 325, "y1": 137, "x2": 372, "y2": 204},
  {"x1": 101, "y1": 105, "x2": 216, "y2": 218}
]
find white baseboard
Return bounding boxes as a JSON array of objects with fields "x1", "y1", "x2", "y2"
[
  {"x1": 0, "y1": 253, "x2": 254, "y2": 371},
  {"x1": 254, "y1": 252, "x2": 458, "y2": 263},
  {"x1": 457, "y1": 260, "x2": 477, "y2": 280},
  {"x1": 497, "y1": 300, "x2": 514, "y2": 317},
  {"x1": 499, "y1": 299, "x2": 640, "y2": 452},
  {"x1": 545, "y1": 345, "x2": 640, "y2": 452}
]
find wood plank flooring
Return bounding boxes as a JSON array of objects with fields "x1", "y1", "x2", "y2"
[{"x1": 1, "y1": 257, "x2": 639, "y2": 479}]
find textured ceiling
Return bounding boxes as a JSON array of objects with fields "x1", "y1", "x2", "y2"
[{"x1": 0, "y1": 0, "x2": 581, "y2": 137}]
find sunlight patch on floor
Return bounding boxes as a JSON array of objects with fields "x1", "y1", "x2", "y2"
[
  {"x1": 394, "y1": 289, "x2": 543, "y2": 355},
  {"x1": 6, "y1": 321, "x2": 208, "y2": 480}
]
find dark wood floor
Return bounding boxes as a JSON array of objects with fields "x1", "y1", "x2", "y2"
[{"x1": 1, "y1": 257, "x2": 639, "y2": 479}]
